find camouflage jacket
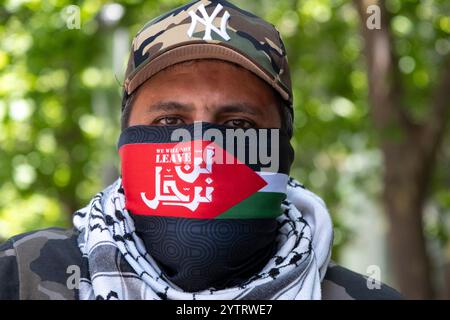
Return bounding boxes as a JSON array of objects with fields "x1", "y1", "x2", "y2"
[{"x1": 0, "y1": 227, "x2": 403, "y2": 300}]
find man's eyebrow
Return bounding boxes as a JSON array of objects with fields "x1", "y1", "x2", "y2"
[
  {"x1": 146, "y1": 101, "x2": 195, "y2": 113},
  {"x1": 216, "y1": 103, "x2": 262, "y2": 116}
]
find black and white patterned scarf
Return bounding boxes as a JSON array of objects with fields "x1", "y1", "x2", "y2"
[{"x1": 73, "y1": 178, "x2": 333, "y2": 300}]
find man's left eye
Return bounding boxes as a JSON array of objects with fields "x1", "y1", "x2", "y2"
[
  {"x1": 153, "y1": 116, "x2": 184, "y2": 126},
  {"x1": 223, "y1": 119, "x2": 255, "y2": 129}
]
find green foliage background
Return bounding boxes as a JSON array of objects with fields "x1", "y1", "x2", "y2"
[{"x1": 0, "y1": 0, "x2": 449, "y2": 273}]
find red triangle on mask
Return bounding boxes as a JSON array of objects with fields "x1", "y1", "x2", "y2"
[{"x1": 119, "y1": 140, "x2": 267, "y2": 219}]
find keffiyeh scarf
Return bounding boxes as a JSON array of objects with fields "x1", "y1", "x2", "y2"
[{"x1": 73, "y1": 178, "x2": 333, "y2": 300}]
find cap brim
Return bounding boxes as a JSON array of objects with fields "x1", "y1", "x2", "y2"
[{"x1": 124, "y1": 43, "x2": 291, "y2": 103}]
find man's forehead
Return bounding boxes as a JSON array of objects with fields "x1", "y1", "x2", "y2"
[
  {"x1": 137, "y1": 59, "x2": 274, "y2": 94},
  {"x1": 136, "y1": 102, "x2": 264, "y2": 122}
]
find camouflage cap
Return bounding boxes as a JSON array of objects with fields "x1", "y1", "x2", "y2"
[{"x1": 122, "y1": 0, "x2": 292, "y2": 113}]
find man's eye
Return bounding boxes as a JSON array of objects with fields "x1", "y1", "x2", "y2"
[
  {"x1": 154, "y1": 116, "x2": 184, "y2": 126},
  {"x1": 223, "y1": 119, "x2": 255, "y2": 129}
]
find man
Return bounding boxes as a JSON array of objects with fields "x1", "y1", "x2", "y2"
[{"x1": 0, "y1": 0, "x2": 402, "y2": 300}]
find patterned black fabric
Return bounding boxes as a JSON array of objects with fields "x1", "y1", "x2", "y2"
[{"x1": 133, "y1": 216, "x2": 278, "y2": 291}]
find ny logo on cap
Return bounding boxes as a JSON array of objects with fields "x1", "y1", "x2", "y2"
[{"x1": 187, "y1": 3, "x2": 231, "y2": 41}]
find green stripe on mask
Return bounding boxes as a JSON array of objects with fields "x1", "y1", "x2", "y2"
[{"x1": 217, "y1": 192, "x2": 286, "y2": 219}]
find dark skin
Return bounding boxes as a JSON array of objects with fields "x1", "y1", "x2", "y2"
[{"x1": 128, "y1": 60, "x2": 282, "y2": 129}]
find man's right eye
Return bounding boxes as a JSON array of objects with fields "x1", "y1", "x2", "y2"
[{"x1": 153, "y1": 116, "x2": 185, "y2": 126}]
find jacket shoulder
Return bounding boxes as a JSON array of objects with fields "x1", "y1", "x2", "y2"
[
  {"x1": 0, "y1": 237, "x2": 19, "y2": 299},
  {"x1": 321, "y1": 262, "x2": 403, "y2": 300},
  {"x1": 0, "y1": 227, "x2": 83, "y2": 300}
]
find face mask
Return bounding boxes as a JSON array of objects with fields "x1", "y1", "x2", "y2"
[{"x1": 118, "y1": 122, "x2": 294, "y2": 292}]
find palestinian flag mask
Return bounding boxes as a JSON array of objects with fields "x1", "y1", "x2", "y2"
[{"x1": 118, "y1": 122, "x2": 294, "y2": 291}]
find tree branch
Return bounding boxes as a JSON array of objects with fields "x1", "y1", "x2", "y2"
[
  {"x1": 422, "y1": 56, "x2": 450, "y2": 159},
  {"x1": 353, "y1": 0, "x2": 413, "y2": 135}
]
